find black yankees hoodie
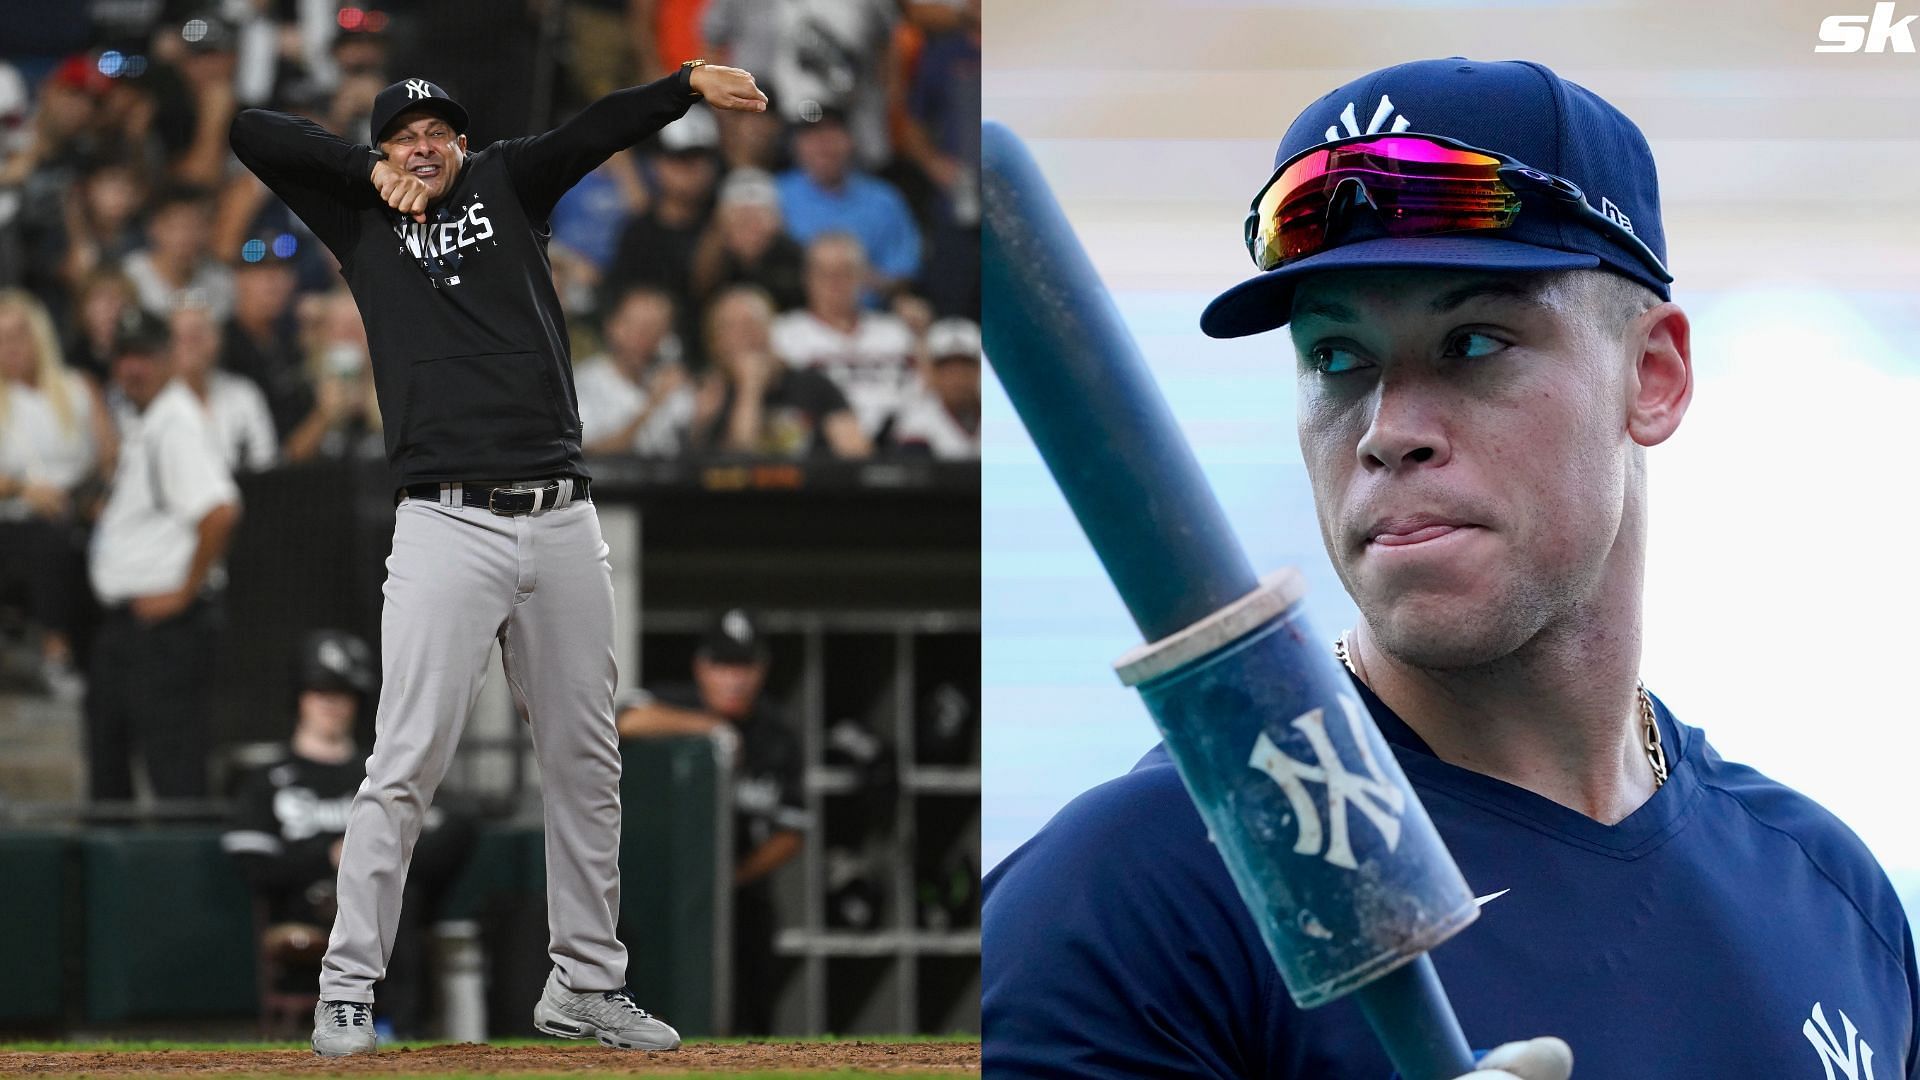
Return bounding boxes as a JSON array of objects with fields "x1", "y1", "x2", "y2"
[{"x1": 229, "y1": 68, "x2": 699, "y2": 486}]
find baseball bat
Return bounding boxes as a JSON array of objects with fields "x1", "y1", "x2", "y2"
[{"x1": 982, "y1": 120, "x2": 1481, "y2": 1080}]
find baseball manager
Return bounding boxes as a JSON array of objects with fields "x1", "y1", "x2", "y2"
[{"x1": 230, "y1": 61, "x2": 766, "y2": 1056}]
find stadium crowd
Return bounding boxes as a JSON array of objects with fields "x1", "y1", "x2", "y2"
[{"x1": 0, "y1": 0, "x2": 982, "y2": 774}]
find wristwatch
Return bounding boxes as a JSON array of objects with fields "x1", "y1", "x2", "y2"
[{"x1": 680, "y1": 58, "x2": 707, "y2": 100}]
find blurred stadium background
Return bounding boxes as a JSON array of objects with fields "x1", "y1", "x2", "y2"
[
  {"x1": 982, "y1": 0, "x2": 1920, "y2": 925},
  {"x1": 0, "y1": 0, "x2": 979, "y2": 1044}
]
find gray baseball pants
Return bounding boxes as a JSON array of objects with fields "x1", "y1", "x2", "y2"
[{"x1": 319, "y1": 480, "x2": 629, "y2": 1001}]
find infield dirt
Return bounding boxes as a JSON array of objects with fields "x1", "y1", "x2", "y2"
[{"x1": 0, "y1": 1042, "x2": 979, "y2": 1076}]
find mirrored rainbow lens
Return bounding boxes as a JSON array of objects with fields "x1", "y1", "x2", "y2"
[{"x1": 1250, "y1": 137, "x2": 1518, "y2": 270}]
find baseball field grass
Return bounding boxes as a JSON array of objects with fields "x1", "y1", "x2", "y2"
[{"x1": 0, "y1": 1035, "x2": 981, "y2": 1077}]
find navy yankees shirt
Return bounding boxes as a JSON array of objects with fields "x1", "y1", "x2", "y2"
[{"x1": 984, "y1": 679, "x2": 1920, "y2": 1078}]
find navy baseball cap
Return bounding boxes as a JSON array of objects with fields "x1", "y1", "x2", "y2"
[
  {"x1": 370, "y1": 77, "x2": 469, "y2": 144},
  {"x1": 1200, "y1": 58, "x2": 1669, "y2": 339}
]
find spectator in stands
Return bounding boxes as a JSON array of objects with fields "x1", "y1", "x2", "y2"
[
  {"x1": 576, "y1": 287, "x2": 694, "y2": 457},
  {"x1": 550, "y1": 150, "x2": 648, "y2": 319},
  {"x1": 328, "y1": 19, "x2": 392, "y2": 88},
  {"x1": 713, "y1": 83, "x2": 787, "y2": 174},
  {"x1": 222, "y1": 239, "x2": 310, "y2": 443},
  {"x1": 565, "y1": 0, "x2": 663, "y2": 105},
  {"x1": 708, "y1": 0, "x2": 898, "y2": 169},
  {"x1": 771, "y1": 233, "x2": 915, "y2": 440},
  {"x1": 616, "y1": 608, "x2": 810, "y2": 1035},
  {"x1": 223, "y1": 630, "x2": 475, "y2": 1041},
  {"x1": 776, "y1": 108, "x2": 920, "y2": 296},
  {"x1": 602, "y1": 106, "x2": 720, "y2": 349},
  {"x1": 283, "y1": 289, "x2": 380, "y2": 464},
  {"x1": 0, "y1": 63, "x2": 27, "y2": 290},
  {"x1": 0, "y1": 57, "x2": 107, "y2": 190},
  {"x1": 167, "y1": 12, "x2": 244, "y2": 189},
  {"x1": 691, "y1": 285, "x2": 869, "y2": 459},
  {"x1": 124, "y1": 184, "x2": 236, "y2": 320},
  {"x1": 87, "y1": 310, "x2": 241, "y2": 801},
  {"x1": 4, "y1": 58, "x2": 116, "y2": 311},
  {"x1": 57, "y1": 156, "x2": 148, "y2": 293},
  {"x1": 691, "y1": 167, "x2": 805, "y2": 312},
  {"x1": 66, "y1": 269, "x2": 137, "y2": 384},
  {"x1": 170, "y1": 302, "x2": 277, "y2": 472},
  {"x1": 888, "y1": 317, "x2": 979, "y2": 460},
  {"x1": 898, "y1": 0, "x2": 981, "y2": 318},
  {"x1": 0, "y1": 289, "x2": 111, "y2": 697}
]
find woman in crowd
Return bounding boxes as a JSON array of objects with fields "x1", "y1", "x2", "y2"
[{"x1": 0, "y1": 288, "x2": 112, "y2": 696}]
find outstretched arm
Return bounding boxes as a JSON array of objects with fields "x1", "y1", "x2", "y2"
[
  {"x1": 502, "y1": 64, "x2": 767, "y2": 223},
  {"x1": 229, "y1": 108, "x2": 381, "y2": 258}
]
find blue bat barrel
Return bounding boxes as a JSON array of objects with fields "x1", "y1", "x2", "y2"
[
  {"x1": 1114, "y1": 571, "x2": 1480, "y2": 1011},
  {"x1": 983, "y1": 119, "x2": 1481, "y2": 1080}
]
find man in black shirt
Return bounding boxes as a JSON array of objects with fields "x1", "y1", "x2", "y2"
[
  {"x1": 221, "y1": 630, "x2": 473, "y2": 1040},
  {"x1": 616, "y1": 609, "x2": 810, "y2": 1036},
  {"x1": 228, "y1": 61, "x2": 766, "y2": 1057},
  {"x1": 220, "y1": 241, "x2": 309, "y2": 444}
]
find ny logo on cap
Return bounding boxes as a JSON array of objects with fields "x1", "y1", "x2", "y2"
[
  {"x1": 1325, "y1": 94, "x2": 1412, "y2": 141},
  {"x1": 406, "y1": 79, "x2": 431, "y2": 99}
]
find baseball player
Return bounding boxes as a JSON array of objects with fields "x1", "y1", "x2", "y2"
[
  {"x1": 222, "y1": 630, "x2": 476, "y2": 1040},
  {"x1": 228, "y1": 62, "x2": 767, "y2": 1057},
  {"x1": 982, "y1": 60, "x2": 1920, "y2": 1079}
]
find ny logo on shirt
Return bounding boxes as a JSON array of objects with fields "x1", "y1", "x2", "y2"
[
  {"x1": 1805, "y1": 1001, "x2": 1876, "y2": 1080},
  {"x1": 1247, "y1": 693, "x2": 1406, "y2": 870}
]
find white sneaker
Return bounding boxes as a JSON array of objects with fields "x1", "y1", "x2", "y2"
[
  {"x1": 532, "y1": 968, "x2": 681, "y2": 1050},
  {"x1": 312, "y1": 1000, "x2": 377, "y2": 1057}
]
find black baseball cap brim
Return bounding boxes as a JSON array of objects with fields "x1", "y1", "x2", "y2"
[{"x1": 1199, "y1": 234, "x2": 1600, "y2": 339}]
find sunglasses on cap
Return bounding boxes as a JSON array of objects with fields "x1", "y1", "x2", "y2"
[{"x1": 1241, "y1": 132, "x2": 1673, "y2": 283}]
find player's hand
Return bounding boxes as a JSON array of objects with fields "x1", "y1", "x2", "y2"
[
  {"x1": 689, "y1": 65, "x2": 767, "y2": 112},
  {"x1": 1454, "y1": 1037, "x2": 1573, "y2": 1080},
  {"x1": 370, "y1": 155, "x2": 431, "y2": 223},
  {"x1": 131, "y1": 588, "x2": 194, "y2": 624}
]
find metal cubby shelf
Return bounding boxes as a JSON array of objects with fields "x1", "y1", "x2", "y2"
[{"x1": 638, "y1": 609, "x2": 980, "y2": 1036}]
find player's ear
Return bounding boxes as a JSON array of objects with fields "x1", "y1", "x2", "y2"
[
  {"x1": 1625, "y1": 302, "x2": 1691, "y2": 448},
  {"x1": 456, "y1": 133, "x2": 468, "y2": 155}
]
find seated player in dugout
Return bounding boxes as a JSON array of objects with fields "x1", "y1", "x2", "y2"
[
  {"x1": 982, "y1": 60, "x2": 1920, "y2": 1080},
  {"x1": 616, "y1": 609, "x2": 811, "y2": 1035},
  {"x1": 222, "y1": 631, "x2": 475, "y2": 1041}
]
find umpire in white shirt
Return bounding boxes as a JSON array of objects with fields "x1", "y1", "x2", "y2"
[{"x1": 88, "y1": 311, "x2": 241, "y2": 801}]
